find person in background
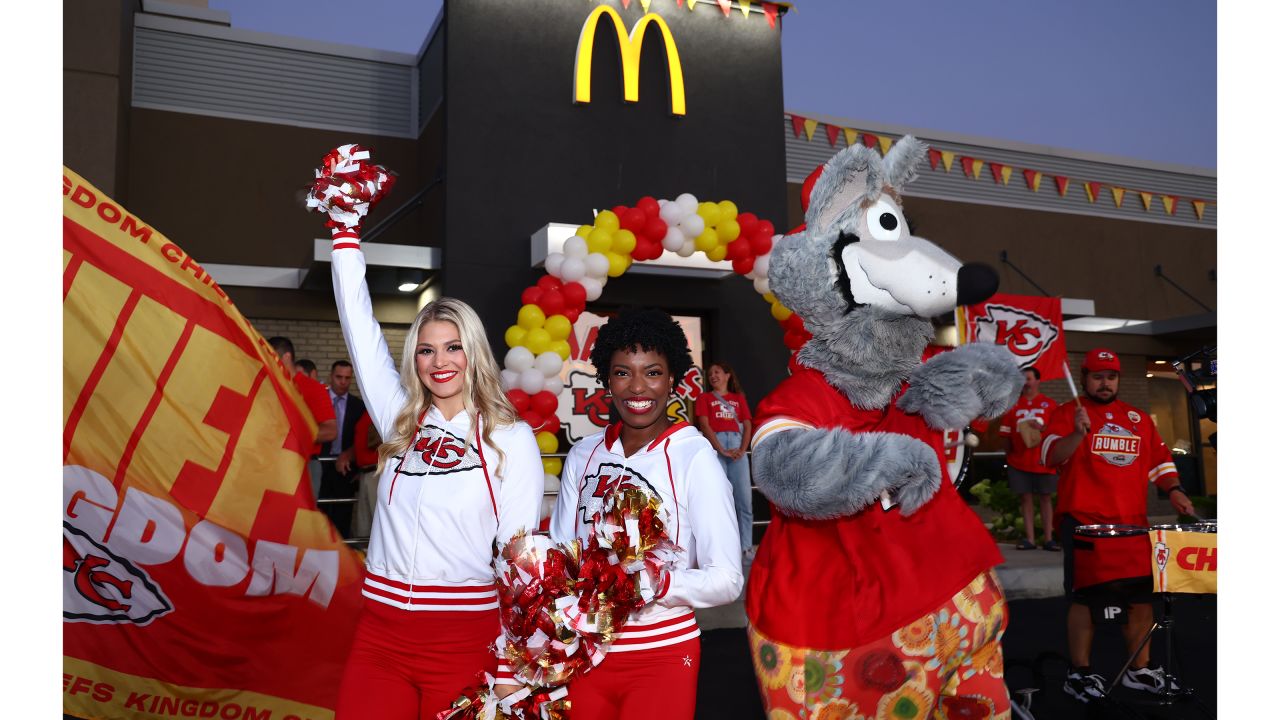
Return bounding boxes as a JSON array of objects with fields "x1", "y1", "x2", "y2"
[
  {"x1": 340, "y1": 409, "x2": 382, "y2": 539},
  {"x1": 296, "y1": 358, "x2": 320, "y2": 382},
  {"x1": 265, "y1": 337, "x2": 336, "y2": 501},
  {"x1": 694, "y1": 361, "x2": 755, "y2": 559},
  {"x1": 998, "y1": 367, "x2": 1060, "y2": 550}
]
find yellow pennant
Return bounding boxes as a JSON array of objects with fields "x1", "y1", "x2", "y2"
[
  {"x1": 1111, "y1": 186, "x2": 1127, "y2": 208},
  {"x1": 803, "y1": 118, "x2": 818, "y2": 141},
  {"x1": 741, "y1": 1, "x2": 751, "y2": 17},
  {"x1": 878, "y1": 136, "x2": 893, "y2": 156},
  {"x1": 640, "y1": 0, "x2": 653, "y2": 10},
  {"x1": 844, "y1": 128, "x2": 859, "y2": 147},
  {"x1": 1162, "y1": 195, "x2": 1178, "y2": 215},
  {"x1": 688, "y1": 0, "x2": 700, "y2": 10},
  {"x1": 1083, "y1": 183, "x2": 1097, "y2": 203},
  {"x1": 970, "y1": 158, "x2": 985, "y2": 180},
  {"x1": 999, "y1": 165, "x2": 1013, "y2": 185},
  {"x1": 1191, "y1": 199, "x2": 1207, "y2": 220},
  {"x1": 940, "y1": 151, "x2": 956, "y2": 172},
  {"x1": 1139, "y1": 191, "x2": 1153, "y2": 211}
]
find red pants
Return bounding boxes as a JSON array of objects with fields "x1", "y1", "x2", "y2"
[
  {"x1": 336, "y1": 599, "x2": 499, "y2": 720},
  {"x1": 567, "y1": 638, "x2": 701, "y2": 720}
]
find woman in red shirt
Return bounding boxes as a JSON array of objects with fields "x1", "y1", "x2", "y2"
[{"x1": 694, "y1": 361, "x2": 755, "y2": 558}]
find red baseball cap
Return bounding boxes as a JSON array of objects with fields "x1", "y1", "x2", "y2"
[{"x1": 1083, "y1": 348, "x2": 1122, "y2": 373}]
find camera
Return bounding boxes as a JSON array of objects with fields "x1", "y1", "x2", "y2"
[{"x1": 1172, "y1": 346, "x2": 1216, "y2": 446}]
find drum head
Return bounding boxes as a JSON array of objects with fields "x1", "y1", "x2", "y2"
[
  {"x1": 1074, "y1": 523, "x2": 1149, "y2": 538},
  {"x1": 1151, "y1": 522, "x2": 1217, "y2": 534}
]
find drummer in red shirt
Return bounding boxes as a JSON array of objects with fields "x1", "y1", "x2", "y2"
[{"x1": 1041, "y1": 348, "x2": 1195, "y2": 704}]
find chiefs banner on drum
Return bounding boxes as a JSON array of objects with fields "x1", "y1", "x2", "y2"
[
  {"x1": 956, "y1": 293, "x2": 1066, "y2": 380},
  {"x1": 62, "y1": 168, "x2": 364, "y2": 720},
  {"x1": 1150, "y1": 528, "x2": 1218, "y2": 594}
]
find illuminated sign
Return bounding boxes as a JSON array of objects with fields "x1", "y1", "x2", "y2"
[{"x1": 574, "y1": 6, "x2": 687, "y2": 116}]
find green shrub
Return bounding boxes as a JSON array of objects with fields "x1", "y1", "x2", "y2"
[{"x1": 969, "y1": 478, "x2": 1056, "y2": 542}]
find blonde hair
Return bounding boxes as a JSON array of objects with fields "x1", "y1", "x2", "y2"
[{"x1": 379, "y1": 297, "x2": 519, "y2": 476}]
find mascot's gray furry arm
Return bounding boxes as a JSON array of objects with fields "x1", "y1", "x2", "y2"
[{"x1": 754, "y1": 136, "x2": 1021, "y2": 520}]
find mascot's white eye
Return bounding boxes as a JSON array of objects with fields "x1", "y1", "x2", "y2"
[{"x1": 866, "y1": 200, "x2": 903, "y2": 242}]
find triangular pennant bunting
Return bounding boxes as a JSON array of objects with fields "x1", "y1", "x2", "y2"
[
  {"x1": 1138, "y1": 191, "x2": 1153, "y2": 211},
  {"x1": 717, "y1": 0, "x2": 733, "y2": 16},
  {"x1": 961, "y1": 156, "x2": 974, "y2": 178},
  {"x1": 1084, "y1": 181, "x2": 1100, "y2": 203},
  {"x1": 1000, "y1": 165, "x2": 1013, "y2": 185},
  {"x1": 803, "y1": 118, "x2": 818, "y2": 141},
  {"x1": 1162, "y1": 195, "x2": 1178, "y2": 216},
  {"x1": 928, "y1": 148, "x2": 942, "y2": 170},
  {"x1": 790, "y1": 114, "x2": 806, "y2": 138},
  {"x1": 989, "y1": 162, "x2": 1004, "y2": 184},
  {"x1": 1054, "y1": 176, "x2": 1071, "y2": 197},
  {"x1": 1191, "y1": 199, "x2": 1206, "y2": 220},
  {"x1": 621, "y1": 0, "x2": 631, "y2": 8},
  {"x1": 641, "y1": 0, "x2": 653, "y2": 10},
  {"x1": 763, "y1": 2, "x2": 778, "y2": 27},
  {"x1": 741, "y1": 1, "x2": 752, "y2": 17},
  {"x1": 1023, "y1": 169, "x2": 1042, "y2": 192},
  {"x1": 940, "y1": 151, "x2": 956, "y2": 173},
  {"x1": 877, "y1": 135, "x2": 893, "y2": 156},
  {"x1": 688, "y1": 0, "x2": 700, "y2": 9},
  {"x1": 971, "y1": 158, "x2": 985, "y2": 179},
  {"x1": 825, "y1": 124, "x2": 840, "y2": 147},
  {"x1": 844, "y1": 128, "x2": 858, "y2": 147},
  {"x1": 861, "y1": 132, "x2": 879, "y2": 150},
  {"x1": 1111, "y1": 186, "x2": 1127, "y2": 208}
]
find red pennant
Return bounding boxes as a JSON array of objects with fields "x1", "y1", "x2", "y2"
[
  {"x1": 861, "y1": 132, "x2": 879, "y2": 149},
  {"x1": 1054, "y1": 175, "x2": 1070, "y2": 196},
  {"x1": 717, "y1": 0, "x2": 732, "y2": 16},
  {"x1": 1084, "y1": 181, "x2": 1101, "y2": 203},
  {"x1": 825, "y1": 124, "x2": 840, "y2": 147},
  {"x1": 1023, "y1": 169, "x2": 1042, "y2": 192},
  {"x1": 763, "y1": 2, "x2": 778, "y2": 27},
  {"x1": 928, "y1": 148, "x2": 942, "y2": 170},
  {"x1": 790, "y1": 114, "x2": 806, "y2": 138},
  {"x1": 989, "y1": 162, "x2": 1004, "y2": 184},
  {"x1": 621, "y1": 0, "x2": 631, "y2": 7},
  {"x1": 961, "y1": 156, "x2": 975, "y2": 178},
  {"x1": 677, "y1": 0, "x2": 685, "y2": 5}
]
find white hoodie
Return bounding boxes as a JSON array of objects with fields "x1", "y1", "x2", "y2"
[
  {"x1": 332, "y1": 247, "x2": 543, "y2": 613},
  {"x1": 551, "y1": 422, "x2": 744, "y2": 652}
]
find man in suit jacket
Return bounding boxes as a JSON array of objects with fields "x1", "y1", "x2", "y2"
[{"x1": 321, "y1": 360, "x2": 366, "y2": 536}]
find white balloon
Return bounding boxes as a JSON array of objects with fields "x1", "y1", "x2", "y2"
[
  {"x1": 753, "y1": 275, "x2": 771, "y2": 295},
  {"x1": 657, "y1": 198, "x2": 670, "y2": 208},
  {"x1": 519, "y1": 368, "x2": 545, "y2": 395},
  {"x1": 542, "y1": 377, "x2": 564, "y2": 396},
  {"x1": 560, "y1": 256, "x2": 586, "y2": 282},
  {"x1": 535, "y1": 351, "x2": 564, "y2": 378},
  {"x1": 658, "y1": 201, "x2": 685, "y2": 225},
  {"x1": 662, "y1": 227, "x2": 685, "y2": 251},
  {"x1": 584, "y1": 252, "x2": 610, "y2": 279},
  {"x1": 540, "y1": 495, "x2": 556, "y2": 523},
  {"x1": 675, "y1": 192, "x2": 698, "y2": 214},
  {"x1": 678, "y1": 213, "x2": 705, "y2": 238},
  {"x1": 545, "y1": 252, "x2": 565, "y2": 278},
  {"x1": 543, "y1": 473, "x2": 561, "y2": 493},
  {"x1": 500, "y1": 369, "x2": 519, "y2": 391},
  {"x1": 580, "y1": 276, "x2": 604, "y2": 301},
  {"x1": 504, "y1": 346, "x2": 535, "y2": 372},
  {"x1": 675, "y1": 241, "x2": 696, "y2": 258},
  {"x1": 563, "y1": 236, "x2": 589, "y2": 258},
  {"x1": 753, "y1": 254, "x2": 770, "y2": 277}
]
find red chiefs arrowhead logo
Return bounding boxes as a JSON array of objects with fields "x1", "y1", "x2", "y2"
[
  {"x1": 578, "y1": 463, "x2": 659, "y2": 527},
  {"x1": 398, "y1": 426, "x2": 482, "y2": 476},
  {"x1": 63, "y1": 522, "x2": 172, "y2": 625},
  {"x1": 971, "y1": 304, "x2": 1060, "y2": 367}
]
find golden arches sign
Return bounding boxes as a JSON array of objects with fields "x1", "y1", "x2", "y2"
[{"x1": 573, "y1": 6, "x2": 687, "y2": 116}]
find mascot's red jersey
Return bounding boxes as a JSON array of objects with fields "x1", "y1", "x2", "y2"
[{"x1": 746, "y1": 367, "x2": 1003, "y2": 650}]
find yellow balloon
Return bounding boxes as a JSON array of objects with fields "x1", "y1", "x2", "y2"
[
  {"x1": 594, "y1": 210, "x2": 620, "y2": 232},
  {"x1": 611, "y1": 229, "x2": 637, "y2": 254},
  {"x1": 505, "y1": 325, "x2": 528, "y2": 348},
  {"x1": 551, "y1": 339, "x2": 572, "y2": 360},
  {"x1": 542, "y1": 457, "x2": 563, "y2": 476},
  {"x1": 771, "y1": 301, "x2": 793, "y2": 322},
  {"x1": 517, "y1": 304, "x2": 546, "y2": 330},
  {"x1": 763, "y1": 292, "x2": 777, "y2": 304},
  {"x1": 587, "y1": 228, "x2": 614, "y2": 254},
  {"x1": 694, "y1": 228, "x2": 719, "y2": 253},
  {"x1": 536, "y1": 431, "x2": 559, "y2": 455},
  {"x1": 717, "y1": 200, "x2": 738, "y2": 221},
  {"x1": 545, "y1": 314, "x2": 572, "y2": 341},
  {"x1": 606, "y1": 252, "x2": 630, "y2": 277},
  {"x1": 525, "y1": 328, "x2": 552, "y2": 354},
  {"x1": 576, "y1": 224, "x2": 594, "y2": 238},
  {"x1": 716, "y1": 219, "x2": 740, "y2": 243},
  {"x1": 696, "y1": 201, "x2": 722, "y2": 228},
  {"x1": 706, "y1": 245, "x2": 728, "y2": 262}
]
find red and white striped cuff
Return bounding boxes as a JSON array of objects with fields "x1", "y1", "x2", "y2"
[
  {"x1": 609, "y1": 611, "x2": 700, "y2": 653},
  {"x1": 331, "y1": 227, "x2": 361, "y2": 251},
  {"x1": 361, "y1": 572, "x2": 498, "y2": 612}
]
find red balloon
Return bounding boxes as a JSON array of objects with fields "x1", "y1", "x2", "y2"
[
  {"x1": 531, "y1": 391, "x2": 559, "y2": 418},
  {"x1": 611, "y1": 204, "x2": 630, "y2": 218},
  {"x1": 785, "y1": 313, "x2": 806, "y2": 332},
  {"x1": 737, "y1": 212, "x2": 758, "y2": 237},
  {"x1": 507, "y1": 389, "x2": 531, "y2": 412},
  {"x1": 643, "y1": 217, "x2": 668, "y2": 242},
  {"x1": 538, "y1": 289, "x2": 566, "y2": 317},
  {"x1": 621, "y1": 208, "x2": 647, "y2": 233},
  {"x1": 537, "y1": 416, "x2": 560, "y2": 435},
  {"x1": 756, "y1": 220, "x2": 775, "y2": 238},
  {"x1": 732, "y1": 256, "x2": 755, "y2": 276},
  {"x1": 636, "y1": 196, "x2": 660, "y2": 217},
  {"x1": 783, "y1": 329, "x2": 807, "y2": 350},
  {"x1": 749, "y1": 231, "x2": 773, "y2": 256},
  {"x1": 521, "y1": 286, "x2": 543, "y2": 307},
  {"x1": 564, "y1": 307, "x2": 581, "y2": 323},
  {"x1": 725, "y1": 238, "x2": 751, "y2": 261},
  {"x1": 537, "y1": 275, "x2": 562, "y2": 292},
  {"x1": 561, "y1": 282, "x2": 587, "y2": 309},
  {"x1": 520, "y1": 410, "x2": 542, "y2": 428}
]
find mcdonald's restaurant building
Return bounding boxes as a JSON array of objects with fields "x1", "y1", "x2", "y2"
[{"x1": 65, "y1": 0, "x2": 1217, "y2": 495}]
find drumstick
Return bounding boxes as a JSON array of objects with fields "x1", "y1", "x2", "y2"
[{"x1": 1062, "y1": 361, "x2": 1084, "y2": 410}]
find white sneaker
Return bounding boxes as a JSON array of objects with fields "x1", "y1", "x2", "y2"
[
  {"x1": 1063, "y1": 670, "x2": 1107, "y2": 703},
  {"x1": 1121, "y1": 666, "x2": 1180, "y2": 694}
]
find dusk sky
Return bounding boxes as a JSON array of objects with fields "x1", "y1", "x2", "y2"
[{"x1": 213, "y1": 0, "x2": 1217, "y2": 170}]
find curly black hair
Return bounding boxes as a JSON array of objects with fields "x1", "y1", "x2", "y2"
[{"x1": 590, "y1": 307, "x2": 693, "y2": 386}]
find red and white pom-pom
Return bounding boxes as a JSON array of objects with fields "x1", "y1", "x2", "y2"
[{"x1": 306, "y1": 143, "x2": 396, "y2": 231}]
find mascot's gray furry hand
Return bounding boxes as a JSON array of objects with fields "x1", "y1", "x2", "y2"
[
  {"x1": 896, "y1": 343, "x2": 1024, "y2": 430},
  {"x1": 752, "y1": 428, "x2": 942, "y2": 518}
]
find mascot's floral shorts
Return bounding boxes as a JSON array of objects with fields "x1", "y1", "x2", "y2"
[{"x1": 748, "y1": 570, "x2": 1009, "y2": 720}]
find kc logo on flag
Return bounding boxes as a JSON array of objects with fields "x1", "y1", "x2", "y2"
[{"x1": 957, "y1": 293, "x2": 1067, "y2": 380}]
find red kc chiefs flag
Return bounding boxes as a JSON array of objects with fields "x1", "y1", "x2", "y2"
[
  {"x1": 63, "y1": 168, "x2": 363, "y2": 720},
  {"x1": 956, "y1": 293, "x2": 1066, "y2": 380}
]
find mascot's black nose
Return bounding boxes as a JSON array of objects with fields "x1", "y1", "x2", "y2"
[{"x1": 957, "y1": 262, "x2": 999, "y2": 306}]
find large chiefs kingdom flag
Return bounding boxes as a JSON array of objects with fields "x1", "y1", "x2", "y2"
[
  {"x1": 63, "y1": 168, "x2": 363, "y2": 720},
  {"x1": 956, "y1": 292, "x2": 1067, "y2": 380}
]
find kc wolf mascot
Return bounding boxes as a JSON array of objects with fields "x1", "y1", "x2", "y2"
[{"x1": 747, "y1": 137, "x2": 1023, "y2": 719}]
